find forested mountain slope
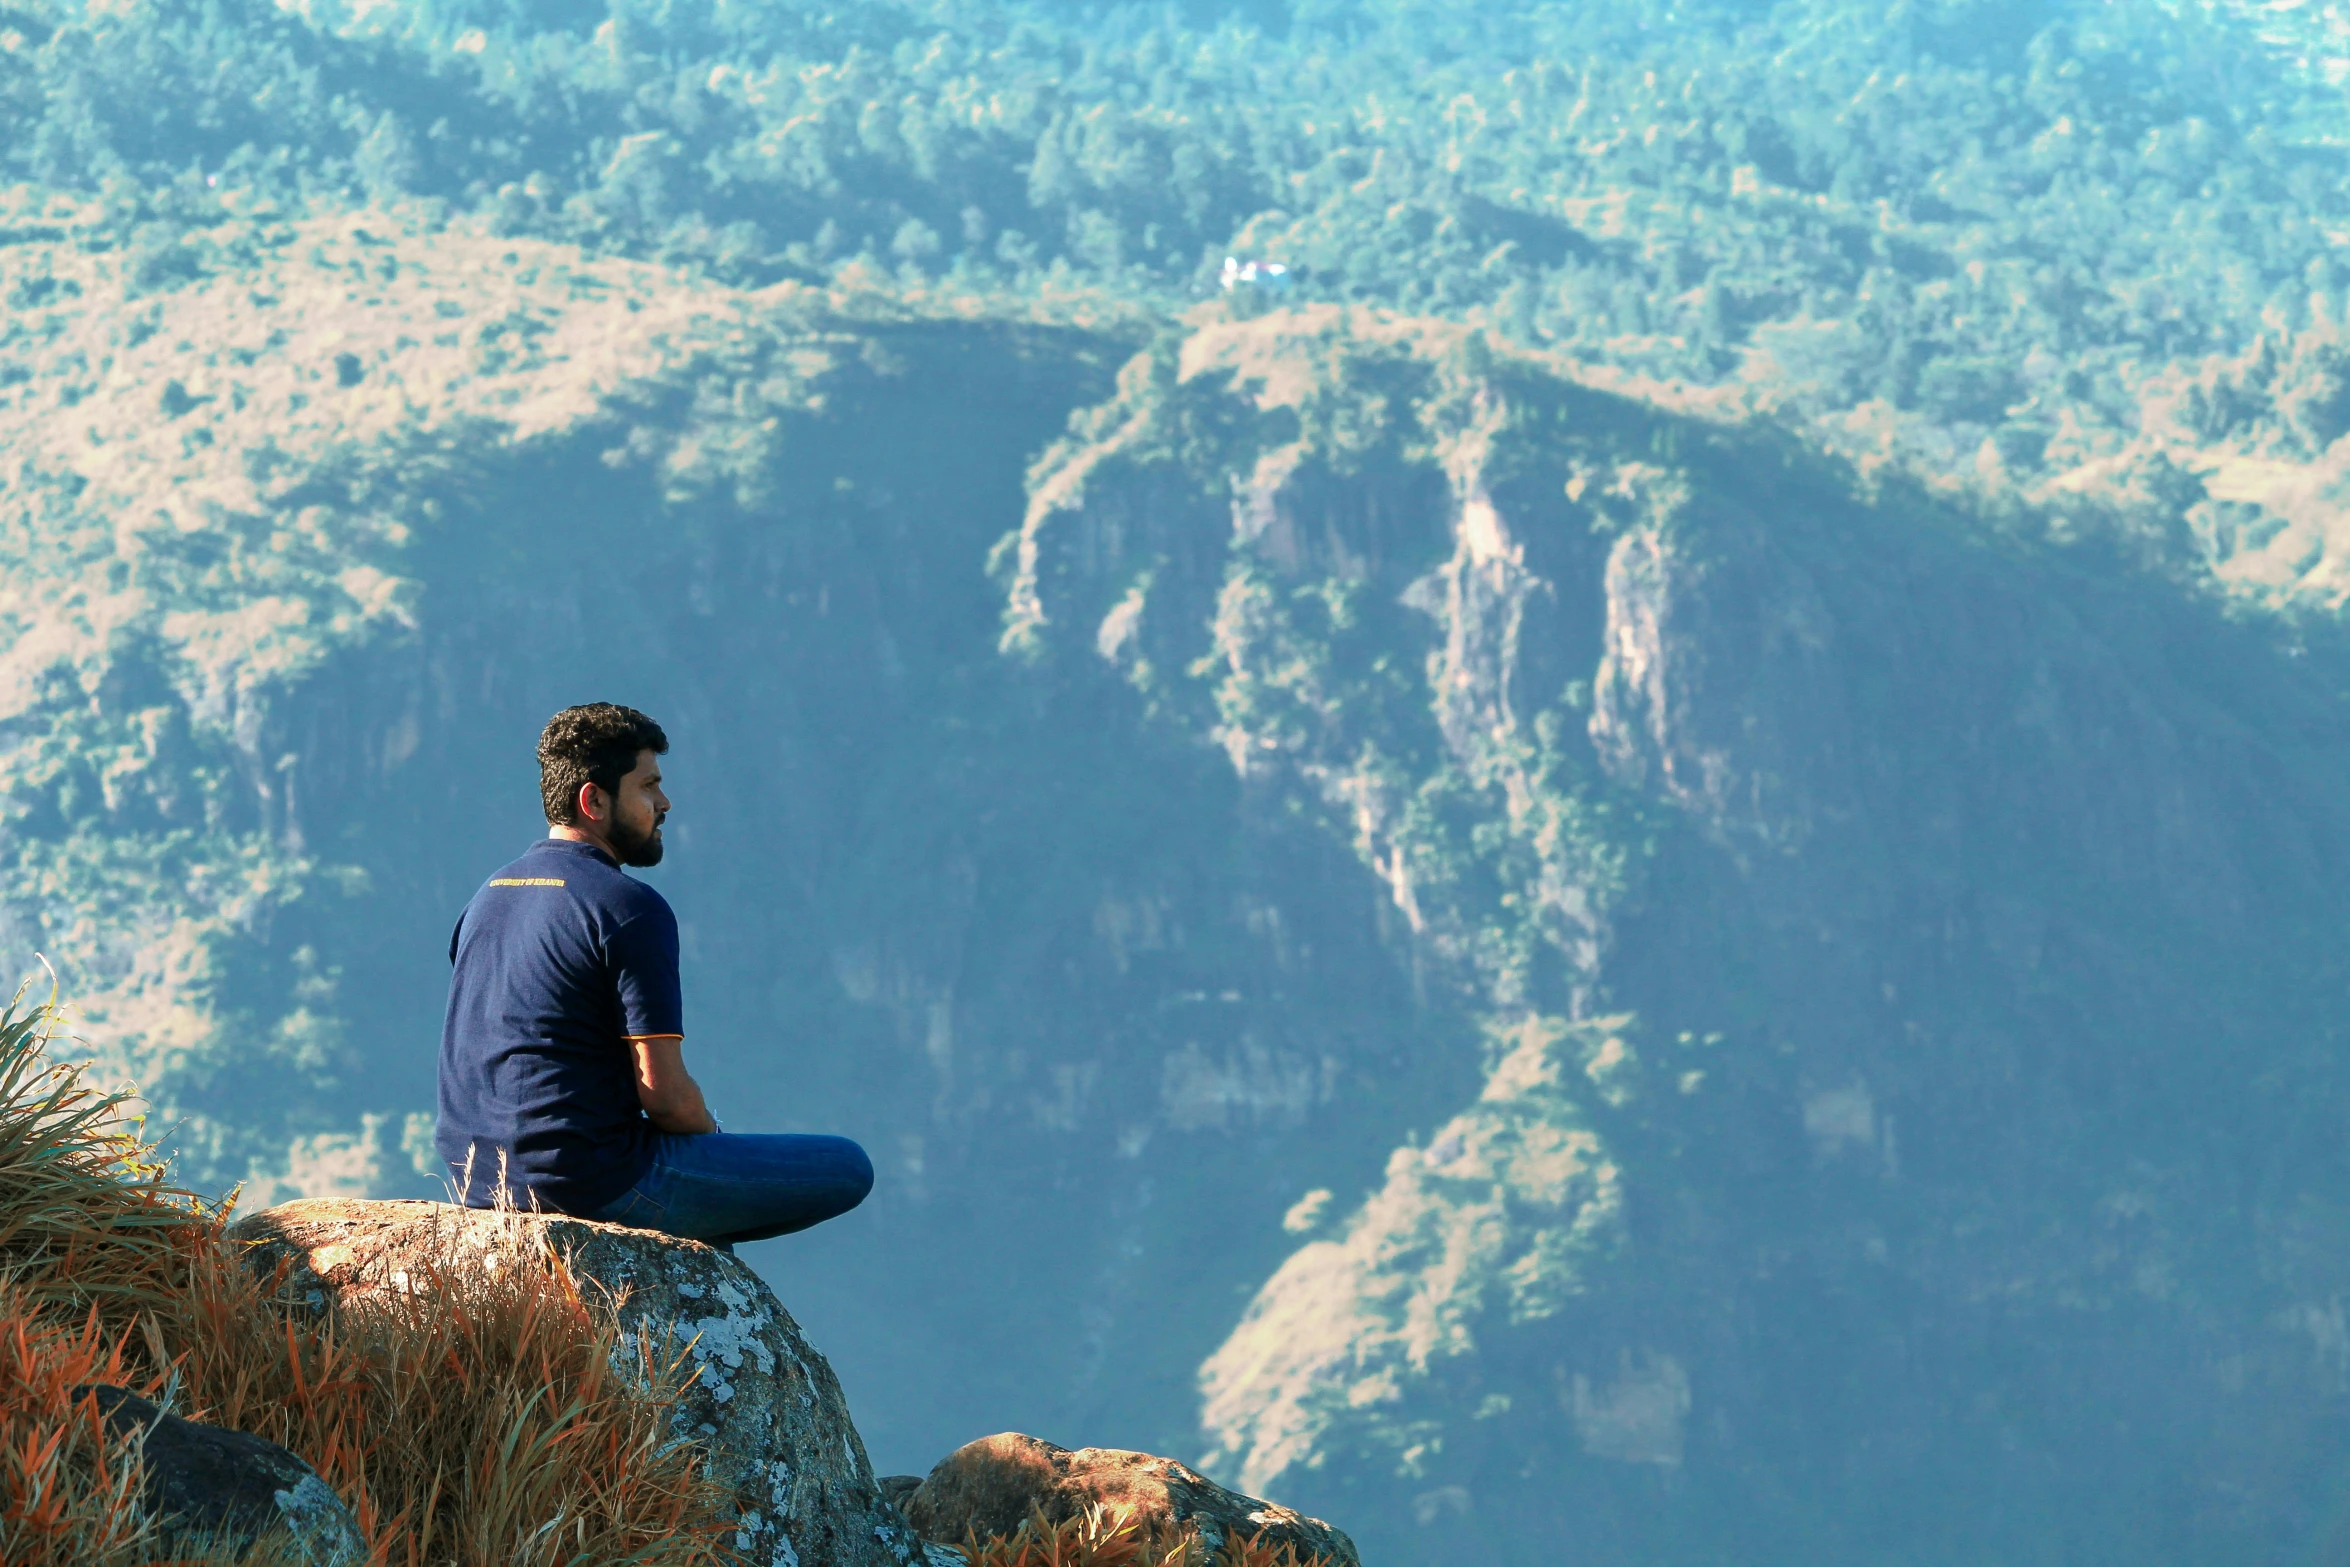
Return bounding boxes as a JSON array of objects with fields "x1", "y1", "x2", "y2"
[
  {"x1": 12, "y1": 0, "x2": 2350, "y2": 551},
  {"x1": 10, "y1": 1, "x2": 2350, "y2": 1564}
]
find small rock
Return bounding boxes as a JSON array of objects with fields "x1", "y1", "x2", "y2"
[
  {"x1": 905, "y1": 1432, "x2": 1357, "y2": 1566},
  {"x1": 878, "y1": 1474, "x2": 926, "y2": 1511},
  {"x1": 227, "y1": 1199, "x2": 922, "y2": 1567},
  {"x1": 75, "y1": 1384, "x2": 363, "y2": 1565}
]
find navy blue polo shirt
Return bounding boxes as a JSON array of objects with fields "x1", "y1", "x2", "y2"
[{"x1": 435, "y1": 837, "x2": 682, "y2": 1213}]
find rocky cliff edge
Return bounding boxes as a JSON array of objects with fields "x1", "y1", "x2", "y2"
[{"x1": 226, "y1": 1199, "x2": 929, "y2": 1567}]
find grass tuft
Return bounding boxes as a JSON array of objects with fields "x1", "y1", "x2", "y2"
[{"x1": 0, "y1": 982, "x2": 212, "y2": 1328}]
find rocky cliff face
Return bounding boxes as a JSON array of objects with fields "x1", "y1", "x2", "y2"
[
  {"x1": 1010, "y1": 310, "x2": 2350, "y2": 1563},
  {"x1": 13, "y1": 221, "x2": 2350, "y2": 1565}
]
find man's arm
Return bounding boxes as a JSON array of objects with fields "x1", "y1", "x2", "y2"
[{"x1": 629, "y1": 1034, "x2": 717, "y2": 1135}]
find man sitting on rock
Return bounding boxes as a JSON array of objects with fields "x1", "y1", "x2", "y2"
[{"x1": 435, "y1": 702, "x2": 873, "y2": 1250}]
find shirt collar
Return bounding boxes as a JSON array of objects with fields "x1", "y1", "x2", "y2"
[{"x1": 530, "y1": 837, "x2": 618, "y2": 869}]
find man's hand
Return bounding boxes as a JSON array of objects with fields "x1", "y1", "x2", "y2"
[{"x1": 629, "y1": 1034, "x2": 718, "y2": 1135}]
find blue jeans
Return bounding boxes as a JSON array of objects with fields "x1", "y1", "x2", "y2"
[{"x1": 586, "y1": 1133, "x2": 873, "y2": 1248}]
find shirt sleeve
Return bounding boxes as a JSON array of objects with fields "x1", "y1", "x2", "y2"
[{"x1": 609, "y1": 895, "x2": 684, "y2": 1039}]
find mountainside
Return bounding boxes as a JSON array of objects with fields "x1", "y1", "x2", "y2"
[
  {"x1": 13, "y1": 1, "x2": 2350, "y2": 1564},
  {"x1": 1011, "y1": 310, "x2": 2350, "y2": 1562}
]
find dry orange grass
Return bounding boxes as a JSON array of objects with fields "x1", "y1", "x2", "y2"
[
  {"x1": 0, "y1": 1302, "x2": 157, "y2": 1564},
  {"x1": 155, "y1": 1237, "x2": 740, "y2": 1566},
  {"x1": 957, "y1": 1505, "x2": 1337, "y2": 1567},
  {"x1": 0, "y1": 981, "x2": 225, "y2": 1567},
  {"x1": 0, "y1": 985, "x2": 745, "y2": 1566}
]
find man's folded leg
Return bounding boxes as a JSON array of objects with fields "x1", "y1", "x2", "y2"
[{"x1": 586, "y1": 1131, "x2": 873, "y2": 1246}]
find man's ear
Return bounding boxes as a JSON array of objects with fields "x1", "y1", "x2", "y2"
[{"x1": 576, "y1": 780, "x2": 608, "y2": 823}]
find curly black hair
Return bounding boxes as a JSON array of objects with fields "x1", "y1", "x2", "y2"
[{"x1": 537, "y1": 703, "x2": 669, "y2": 825}]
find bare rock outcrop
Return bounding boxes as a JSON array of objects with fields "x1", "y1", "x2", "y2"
[
  {"x1": 904, "y1": 1432, "x2": 1358, "y2": 1566},
  {"x1": 78, "y1": 1383, "x2": 364, "y2": 1564},
  {"x1": 226, "y1": 1198, "x2": 922, "y2": 1567}
]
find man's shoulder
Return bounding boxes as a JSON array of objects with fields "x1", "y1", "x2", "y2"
[{"x1": 604, "y1": 870, "x2": 675, "y2": 924}]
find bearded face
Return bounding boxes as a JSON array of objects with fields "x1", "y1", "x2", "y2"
[
  {"x1": 593, "y1": 747, "x2": 670, "y2": 867},
  {"x1": 608, "y1": 805, "x2": 666, "y2": 867}
]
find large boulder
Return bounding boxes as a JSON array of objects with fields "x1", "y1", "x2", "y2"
[
  {"x1": 904, "y1": 1432, "x2": 1359, "y2": 1566},
  {"x1": 76, "y1": 1384, "x2": 364, "y2": 1564},
  {"x1": 226, "y1": 1199, "x2": 925, "y2": 1567}
]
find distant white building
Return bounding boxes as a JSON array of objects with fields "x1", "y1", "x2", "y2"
[{"x1": 1221, "y1": 256, "x2": 1293, "y2": 292}]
